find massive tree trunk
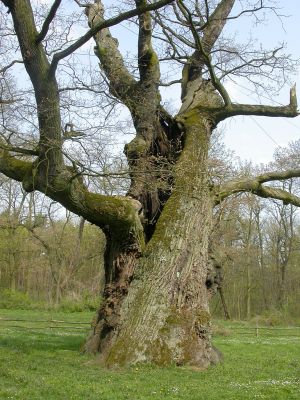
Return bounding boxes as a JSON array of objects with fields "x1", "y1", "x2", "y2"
[
  {"x1": 87, "y1": 143, "x2": 215, "y2": 366},
  {"x1": 105, "y1": 125, "x2": 214, "y2": 367},
  {"x1": 1, "y1": 0, "x2": 299, "y2": 370},
  {"x1": 85, "y1": 79, "x2": 222, "y2": 367},
  {"x1": 68, "y1": 0, "x2": 299, "y2": 366}
]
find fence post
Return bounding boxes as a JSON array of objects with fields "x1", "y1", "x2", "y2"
[{"x1": 256, "y1": 322, "x2": 259, "y2": 338}]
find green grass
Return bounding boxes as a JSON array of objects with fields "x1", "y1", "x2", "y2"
[
  {"x1": 0, "y1": 309, "x2": 299, "y2": 399},
  {"x1": 0, "y1": 289, "x2": 99, "y2": 312}
]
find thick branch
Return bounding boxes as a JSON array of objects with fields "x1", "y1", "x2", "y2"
[
  {"x1": 50, "y1": 0, "x2": 174, "y2": 73},
  {"x1": 136, "y1": 0, "x2": 160, "y2": 84},
  {"x1": 36, "y1": 0, "x2": 62, "y2": 44},
  {"x1": 86, "y1": 2, "x2": 136, "y2": 104},
  {"x1": 216, "y1": 85, "x2": 298, "y2": 121},
  {"x1": 201, "y1": 0, "x2": 235, "y2": 54},
  {"x1": 178, "y1": 0, "x2": 231, "y2": 105},
  {"x1": 254, "y1": 186, "x2": 300, "y2": 207},
  {"x1": 0, "y1": 150, "x2": 33, "y2": 183},
  {"x1": 0, "y1": 148, "x2": 144, "y2": 246},
  {"x1": 0, "y1": 142, "x2": 39, "y2": 156},
  {"x1": 256, "y1": 169, "x2": 300, "y2": 183},
  {"x1": 215, "y1": 168, "x2": 300, "y2": 207},
  {"x1": 178, "y1": 0, "x2": 234, "y2": 101},
  {"x1": 7, "y1": 0, "x2": 64, "y2": 176}
]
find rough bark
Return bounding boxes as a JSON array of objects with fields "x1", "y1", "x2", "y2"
[
  {"x1": 218, "y1": 287, "x2": 230, "y2": 320},
  {"x1": 1, "y1": 0, "x2": 300, "y2": 370},
  {"x1": 87, "y1": 1, "x2": 182, "y2": 239},
  {"x1": 7, "y1": 0, "x2": 64, "y2": 179},
  {"x1": 85, "y1": 79, "x2": 224, "y2": 367},
  {"x1": 97, "y1": 119, "x2": 214, "y2": 367},
  {"x1": 83, "y1": 234, "x2": 142, "y2": 354}
]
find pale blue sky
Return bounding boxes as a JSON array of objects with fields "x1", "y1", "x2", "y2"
[
  {"x1": 17, "y1": 1, "x2": 300, "y2": 165},
  {"x1": 109, "y1": 0, "x2": 300, "y2": 165},
  {"x1": 222, "y1": 0, "x2": 300, "y2": 164}
]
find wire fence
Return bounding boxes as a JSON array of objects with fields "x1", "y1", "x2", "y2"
[
  {"x1": 0, "y1": 317, "x2": 300, "y2": 339},
  {"x1": 214, "y1": 325, "x2": 300, "y2": 339},
  {"x1": 0, "y1": 317, "x2": 91, "y2": 334}
]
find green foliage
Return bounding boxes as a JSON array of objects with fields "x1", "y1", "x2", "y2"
[
  {"x1": 0, "y1": 289, "x2": 100, "y2": 312},
  {"x1": 251, "y1": 309, "x2": 300, "y2": 327},
  {"x1": 0, "y1": 310, "x2": 299, "y2": 399},
  {"x1": 0, "y1": 289, "x2": 34, "y2": 309},
  {"x1": 0, "y1": 210, "x2": 105, "y2": 305},
  {"x1": 212, "y1": 189, "x2": 300, "y2": 321},
  {"x1": 211, "y1": 323, "x2": 231, "y2": 337},
  {"x1": 58, "y1": 291, "x2": 100, "y2": 313}
]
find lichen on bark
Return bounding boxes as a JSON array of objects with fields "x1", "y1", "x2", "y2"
[{"x1": 90, "y1": 110, "x2": 217, "y2": 367}]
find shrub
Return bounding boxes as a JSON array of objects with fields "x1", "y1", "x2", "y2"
[
  {"x1": 251, "y1": 309, "x2": 298, "y2": 326},
  {"x1": 0, "y1": 288, "x2": 99, "y2": 312},
  {"x1": 0, "y1": 289, "x2": 34, "y2": 309},
  {"x1": 54, "y1": 291, "x2": 100, "y2": 312},
  {"x1": 212, "y1": 323, "x2": 231, "y2": 337}
]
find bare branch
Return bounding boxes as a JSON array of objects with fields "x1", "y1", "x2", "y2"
[
  {"x1": 256, "y1": 169, "x2": 300, "y2": 184},
  {"x1": 86, "y1": 2, "x2": 136, "y2": 104},
  {"x1": 0, "y1": 60, "x2": 23, "y2": 74},
  {"x1": 0, "y1": 97, "x2": 23, "y2": 104},
  {"x1": 0, "y1": 142, "x2": 38, "y2": 156},
  {"x1": 50, "y1": 0, "x2": 175, "y2": 73},
  {"x1": 249, "y1": 186, "x2": 300, "y2": 207},
  {"x1": 159, "y1": 79, "x2": 181, "y2": 87},
  {"x1": 6, "y1": 0, "x2": 65, "y2": 175},
  {"x1": 177, "y1": 0, "x2": 231, "y2": 106},
  {"x1": 73, "y1": 0, "x2": 88, "y2": 7},
  {"x1": 201, "y1": 0, "x2": 236, "y2": 52},
  {"x1": 153, "y1": 12, "x2": 197, "y2": 49},
  {"x1": 36, "y1": 0, "x2": 62, "y2": 44},
  {"x1": 216, "y1": 84, "x2": 298, "y2": 121},
  {"x1": 215, "y1": 168, "x2": 300, "y2": 206},
  {"x1": 201, "y1": 0, "x2": 283, "y2": 29},
  {"x1": 136, "y1": 0, "x2": 160, "y2": 83}
]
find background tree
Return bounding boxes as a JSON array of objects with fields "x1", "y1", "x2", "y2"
[
  {"x1": 212, "y1": 144, "x2": 300, "y2": 320},
  {"x1": 0, "y1": 0, "x2": 299, "y2": 368},
  {"x1": 0, "y1": 177, "x2": 105, "y2": 304}
]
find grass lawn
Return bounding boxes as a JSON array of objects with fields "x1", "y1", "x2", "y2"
[{"x1": 0, "y1": 309, "x2": 299, "y2": 399}]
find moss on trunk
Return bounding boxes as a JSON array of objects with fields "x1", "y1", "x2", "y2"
[{"x1": 85, "y1": 116, "x2": 218, "y2": 368}]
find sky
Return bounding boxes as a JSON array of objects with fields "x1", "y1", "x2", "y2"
[
  {"x1": 220, "y1": 0, "x2": 300, "y2": 164},
  {"x1": 4, "y1": 0, "x2": 300, "y2": 167},
  {"x1": 110, "y1": 0, "x2": 300, "y2": 166}
]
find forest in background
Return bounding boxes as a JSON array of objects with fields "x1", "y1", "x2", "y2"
[
  {"x1": 0, "y1": 176, "x2": 105, "y2": 310},
  {"x1": 1, "y1": 136, "x2": 299, "y2": 321}
]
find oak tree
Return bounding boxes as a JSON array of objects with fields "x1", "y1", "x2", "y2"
[{"x1": 0, "y1": 0, "x2": 299, "y2": 368}]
